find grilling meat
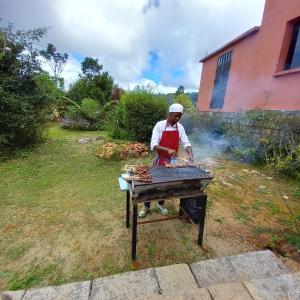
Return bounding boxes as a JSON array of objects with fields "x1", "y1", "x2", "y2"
[
  {"x1": 165, "y1": 162, "x2": 196, "y2": 168},
  {"x1": 135, "y1": 166, "x2": 152, "y2": 182}
]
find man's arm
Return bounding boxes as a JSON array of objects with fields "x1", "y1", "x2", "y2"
[
  {"x1": 179, "y1": 124, "x2": 194, "y2": 162},
  {"x1": 185, "y1": 146, "x2": 194, "y2": 163},
  {"x1": 153, "y1": 145, "x2": 177, "y2": 155}
]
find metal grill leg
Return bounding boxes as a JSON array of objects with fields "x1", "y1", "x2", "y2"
[
  {"x1": 126, "y1": 191, "x2": 130, "y2": 228},
  {"x1": 132, "y1": 204, "x2": 137, "y2": 260},
  {"x1": 197, "y1": 194, "x2": 207, "y2": 246}
]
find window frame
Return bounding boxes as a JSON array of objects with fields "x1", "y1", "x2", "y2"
[{"x1": 284, "y1": 22, "x2": 300, "y2": 70}]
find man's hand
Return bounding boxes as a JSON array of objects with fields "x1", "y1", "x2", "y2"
[
  {"x1": 188, "y1": 155, "x2": 194, "y2": 163},
  {"x1": 185, "y1": 146, "x2": 194, "y2": 163}
]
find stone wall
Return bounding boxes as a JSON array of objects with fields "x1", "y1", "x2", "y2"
[{"x1": 196, "y1": 110, "x2": 300, "y2": 135}]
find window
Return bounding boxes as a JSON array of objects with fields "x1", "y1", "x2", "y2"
[
  {"x1": 285, "y1": 22, "x2": 300, "y2": 70},
  {"x1": 210, "y1": 50, "x2": 233, "y2": 109}
]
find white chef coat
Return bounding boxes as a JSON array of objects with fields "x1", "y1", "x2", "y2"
[{"x1": 150, "y1": 120, "x2": 191, "y2": 150}]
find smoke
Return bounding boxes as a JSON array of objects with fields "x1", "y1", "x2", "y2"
[{"x1": 190, "y1": 131, "x2": 230, "y2": 166}]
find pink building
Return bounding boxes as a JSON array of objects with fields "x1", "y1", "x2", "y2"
[{"x1": 197, "y1": 0, "x2": 300, "y2": 112}]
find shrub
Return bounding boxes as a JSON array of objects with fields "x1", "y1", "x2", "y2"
[
  {"x1": 193, "y1": 110, "x2": 300, "y2": 177},
  {"x1": 81, "y1": 98, "x2": 100, "y2": 121},
  {"x1": 60, "y1": 98, "x2": 103, "y2": 130},
  {"x1": 122, "y1": 90, "x2": 168, "y2": 142},
  {"x1": 180, "y1": 113, "x2": 196, "y2": 135},
  {"x1": 104, "y1": 90, "x2": 168, "y2": 142},
  {"x1": 104, "y1": 101, "x2": 128, "y2": 140}
]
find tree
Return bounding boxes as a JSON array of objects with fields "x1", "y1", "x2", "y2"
[
  {"x1": 175, "y1": 93, "x2": 194, "y2": 112},
  {"x1": 0, "y1": 23, "x2": 60, "y2": 149},
  {"x1": 40, "y1": 43, "x2": 68, "y2": 87},
  {"x1": 67, "y1": 57, "x2": 113, "y2": 106},
  {"x1": 175, "y1": 85, "x2": 185, "y2": 96},
  {"x1": 112, "y1": 84, "x2": 123, "y2": 102},
  {"x1": 81, "y1": 57, "x2": 102, "y2": 78}
]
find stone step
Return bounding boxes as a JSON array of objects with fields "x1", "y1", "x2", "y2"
[
  {"x1": 1, "y1": 281, "x2": 91, "y2": 300},
  {"x1": 0, "y1": 250, "x2": 294, "y2": 300},
  {"x1": 244, "y1": 271, "x2": 300, "y2": 300},
  {"x1": 90, "y1": 268, "x2": 161, "y2": 300},
  {"x1": 190, "y1": 250, "x2": 289, "y2": 287}
]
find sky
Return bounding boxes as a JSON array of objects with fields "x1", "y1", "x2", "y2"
[{"x1": 1, "y1": 0, "x2": 265, "y2": 93}]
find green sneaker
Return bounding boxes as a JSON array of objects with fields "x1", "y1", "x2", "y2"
[
  {"x1": 139, "y1": 206, "x2": 150, "y2": 218},
  {"x1": 157, "y1": 204, "x2": 168, "y2": 215}
]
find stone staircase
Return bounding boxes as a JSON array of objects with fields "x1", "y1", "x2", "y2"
[{"x1": 1, "y1": 250, "x2": 300, "y2": 300}]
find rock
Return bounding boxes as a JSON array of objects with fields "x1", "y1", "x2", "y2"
[
  {"x1": 250, "y1": 170, "x2": 260, "y2": 175},
  {"x1": 78, "y1": 137, "x2": 100, "y2": 144}
]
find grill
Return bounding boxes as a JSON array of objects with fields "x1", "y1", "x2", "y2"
[
  {"x1": 123, "y1": 165, "x2": 214, "y2": 260},
  {"x1": 131, "y1": 166, "x2": 213, "y2": 202},
  {"x1": 135, "y1": 166, "x2": 212, "y2": 185}
]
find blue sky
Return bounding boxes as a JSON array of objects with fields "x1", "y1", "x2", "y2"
[{"x1": 1, "y1": 0, "x2": 265, "y2": 93}]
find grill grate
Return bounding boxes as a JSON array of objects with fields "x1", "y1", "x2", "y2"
[{"x1": 134, "y1": 166, "x2": 212, "y2": 186}]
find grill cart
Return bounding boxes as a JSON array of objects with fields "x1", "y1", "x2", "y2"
[{"x1": 119, "y1": 166, "x2": 213, "y2": 260}]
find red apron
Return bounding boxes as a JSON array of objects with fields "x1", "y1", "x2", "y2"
[{"x1": 154, "y1": 123, "x2": 179, "y2": 166}]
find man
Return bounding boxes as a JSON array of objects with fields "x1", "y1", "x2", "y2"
[{"x1": 139, "y1": 103, "x2": 194, "y2": 218}]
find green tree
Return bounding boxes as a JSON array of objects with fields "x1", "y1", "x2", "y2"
[
  {"x1": 175, "y1": 85, "x2": 184, "y2": 96},
  {"x1": 40, "y1": 43, "x2": 68, "y2": 87},
  {"x1": 0, "y1": 23, "x2": 60, "y2": 149},
  {"x1": 81, "y1": 57, "x2": 102, "y2": 77},
  {"x1": 67, "y1": 57, "x2": 113, "y2": 106},
  {"x1": 175, "y1": 93, "x2": 195, "y2": 135},
  {"x1": 175, "y1": 93, "x2": 194, "y2": 112}
]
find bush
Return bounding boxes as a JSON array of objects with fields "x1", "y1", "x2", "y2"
[
  {"x1": 180, "y1": 113, "x2": 196, "y2": 135},
  {"x1": 104, "y1": 90, "x2": 168, "y2": 142},
  {"x1": 104, "y1": 101, "x2": 128, "y2": 140},
  {"x1": 122, "y1": 90, "x2": 168, "y2": 142},
  {"x1": 193, "y1": 110, "x2": 300, "y2": 177},
  {"x1": 81, "y1": 98, "x2": 100, "y2": 121},
  {"x1": 61, "y1": 97, "x2": 102, "y2": 130}
]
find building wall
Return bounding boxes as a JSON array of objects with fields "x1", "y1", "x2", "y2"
[{"x1": 197, "y1": 0, "x2": 300, "y2": 112}]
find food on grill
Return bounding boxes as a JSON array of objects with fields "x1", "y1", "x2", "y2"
[
  {"x1": 135, "y1": 165, "x2": 152, "y2": 182},
  {"x1": 165, "y1": 162, "x2": 196, "y2": 168}
]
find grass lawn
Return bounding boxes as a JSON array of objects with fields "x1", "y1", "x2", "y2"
[{"x1": 0, "y1": 125, "x2": 299, "y2": 291}]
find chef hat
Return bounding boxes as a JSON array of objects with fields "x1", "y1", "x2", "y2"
[{"x1": 169, "y1": 103, "x2": 184, "y2": 113}]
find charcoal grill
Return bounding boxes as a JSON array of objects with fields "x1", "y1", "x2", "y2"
[{"x1": 121, "y1": 166, "x2": 213, "y2": 260}]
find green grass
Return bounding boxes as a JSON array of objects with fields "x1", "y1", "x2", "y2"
[
  {"x1": 0, "y1": 125, "x2": 212, "y2": 291},
  {"x1": 1, "y1": 125, "x2": 299, "y2": 291}
]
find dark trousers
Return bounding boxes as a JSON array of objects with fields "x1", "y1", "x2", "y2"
[{"x1": 144, "y1": 200, "x2": 164, "y2": 208}]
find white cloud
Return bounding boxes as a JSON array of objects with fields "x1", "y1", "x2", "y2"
[{"x1": 1, "y1": 0, "x2": 265, "y2": 91}]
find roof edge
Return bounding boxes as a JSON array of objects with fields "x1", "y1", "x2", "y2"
[{"x1": 199, "y1": 26, "x2": 260, "y2": 63}]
